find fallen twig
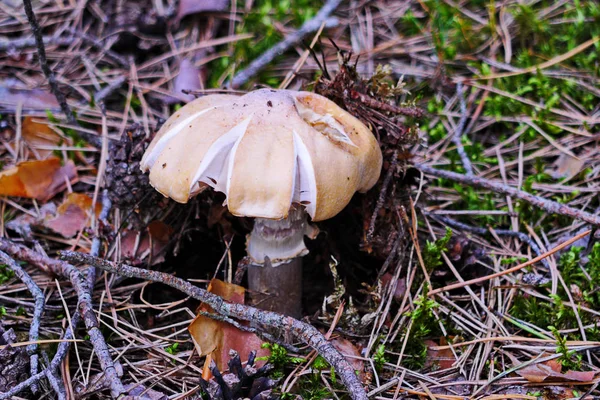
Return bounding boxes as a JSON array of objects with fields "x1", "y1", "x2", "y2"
[
  {"x1": 450, "y1": 82, "x2": 473, "y2": 176},
  {"x1": 428, "y1": 214, "x2": 549, "y2": 269},
  {"x1": 22, "y1": 0, "x2": 76, "y2": 127},
  {"x1": 0, "y1": 251, "x2": 45, "y2": 393},
  {"x1": 22, "y1": 0, "x2": 105, "y2": 148},
  {"x1": 230, "y1": 0, "x2": 341, "y2": 88},
  {"x1": 0, "y1": 240, "x2": 125, "y2": 398},
  {"x1": 416, "y1": 164, "x2": 600, "y2": 226},
  {"x1": 59, "y1": 251, "x2": 370, "y2": 400},
  {"x1": 428, "y1": 229, "x2": 591, "y2": 296},
  {"x1": 0, "y1": 312, "x2": 80, "y2": 400}
]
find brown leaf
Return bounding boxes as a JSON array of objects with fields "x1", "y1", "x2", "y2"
[
  {"x1": 424, "y1": 339, "x2": 455, "y2": 370},
  {"x1": 331, "y1": 337, "x2": 365, "y2": 381},
  {"x1": 44, "y1": 193, "x2": 101, "y2": 238},
  {"x1": 546, "y1": 154, "x2": 585, "y2": 179},
  {"x1": 176, "y1": 0, "x2": 229, "y2": 22},
  {"x1": 0, "y1": 158, "x2": 78, "y2": 201},
  {"x1": 188, "y1": 279, "x2": 269, "y2": 371},
  {"x1": 165, "y1": 59, "x2": 202, "y2": 104},
  {"x1": 380, "y1": 273, "x2": 407, "y2": 301},
  {"x1": 119, "y1": 221, "x2": 173, "y2": 265},
  {"x1": 21, "y1": 117, "x2": 64, "y2": 159},
  {"x1": 0, "y1": 83, "x2": 59, "y2": 112},
  {"x1": 518, "y1": 362, "x2": 595, "y2": 383}
]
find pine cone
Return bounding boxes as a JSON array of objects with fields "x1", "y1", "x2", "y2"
[
  {"x1": 105, "y1": 124, "x2": 159, "y2": 210},
  {"x1": 0, "y1": 326, "x2": 29, "y2": 392},
  {"x1": 200, "y1": 350, "x2": 280, "y2": 400}
]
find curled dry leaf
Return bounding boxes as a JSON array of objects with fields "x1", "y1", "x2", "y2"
[
  {"x1": 44, "y1": 193, "x2": 101, "y2": 238},
  {"x1": 188, "y1": 279, "x2": 269, "y2": 372},
  {"x1": 517, "y1": 359, "x2": 596, "y2": 383},
  {"x1": 21, "y1": 117, "x2": 63, "y2": 159},
  {"x1": 0, "y1": 158, "x2": 78, "y2": 201}
]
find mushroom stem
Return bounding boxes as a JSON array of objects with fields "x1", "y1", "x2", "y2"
[
  {"x1": 248, "y1": 258, "x2": 303, "y2": 318},
  {"x1": 246, "y1": 207, "x2": 312, "y2": 318}
]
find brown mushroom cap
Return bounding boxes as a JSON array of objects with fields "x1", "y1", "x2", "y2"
[{"x1": 140, "y1": 89, "x2": 382, "y2": 221}]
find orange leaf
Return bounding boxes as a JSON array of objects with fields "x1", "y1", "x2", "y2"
[
  {"x1": 44, "y1": 193, "x2": 101, "y2": 238},
  {"x1": 0, "y1": 158, "x2": 78, "y2": 201},
  {"x1": 22, "y1": 117, "x2": 63, "y2": 158},
  {"x1": 188, "y1": 279, "x2": 269, "y2": 372}
]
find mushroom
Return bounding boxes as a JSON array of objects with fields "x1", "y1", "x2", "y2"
[{"x1": 140, "y1": 89, "x2": 382, "y2": 317}]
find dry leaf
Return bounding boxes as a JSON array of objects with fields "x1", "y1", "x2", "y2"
[
  {"x1": 176, "y1": 0, "x2": 229, "y2": 22},
  {"x1": 331, "y1": 337, "x2": 365, "y2": 381},
  {"x1": 188, "y1": 279, "x2": 269, "y2": 371},
  {"x1": 21, "y1": 117, "x2": 63, "y2": 158},
  {"x1": 44, "y1": 193, "x2": 101, "y2": 238},
  {"x1": 0, "y1": 82, "x2": 59, "y2": 112},
  {"x1": 0, "y1": 158, "x2": 78, "y2": 201},
  {"x1": 164, "y1": 59, "x2": 202, "y2": 104},
  {"x1": 119, "y1": 221, "x2": 173, "y2": 265},
  {"x1": 424, "y1": 339, "x2": 455, "y2": 370},
  {"x1": 546, "y1": 154, "x2": 585, "y2": 179},
  {"x1": 518, "y1": 360, "x2": 595, "y2": 383}
]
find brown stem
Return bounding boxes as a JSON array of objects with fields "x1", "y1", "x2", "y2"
[
  {"x1": 246, "y1": 208, "x2": 314, "y2": 317},
  {"x1": 248, "y1": 257, "x2": 303, "y2": 318}
]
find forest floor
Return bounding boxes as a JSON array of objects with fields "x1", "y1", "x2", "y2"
[{"x1": 0, "y1": 0, "x2": 599, "y2": 399}]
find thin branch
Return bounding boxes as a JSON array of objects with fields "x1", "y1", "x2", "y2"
[
  {"x1": 428, "y1": 229, "x2": 591, "y2": 296},
  {"x1": 416, "y1": 163, "x2": 600, "y2": 226},
  {"x1": 230, "y1": 0, "x2": 341, "y2": 88},
  {"x1": 428, "y1": 214, "x2": 550, "y2": 269},
  {"x1": 450, "y1": 82, "x2": 473, "y2": 176},
  {"x1": 0, "y1": 240, "x2": 125, "y2": 398},
  {"x1": 22, "y1": 0, "x2": 76, "y2": 126},
  {"x1": 0, "y1": 251, "x2": 45, "y2": 394},
  {"x1": 59, "y1": 251, "x2": 369, "y2": 400}
]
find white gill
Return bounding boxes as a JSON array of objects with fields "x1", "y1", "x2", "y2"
[
  {"x1": 188, "y1": 115, "x2": 254, "y2": 195},
  {"x1": 292, "y1": 131, "x2": 317, "y2": 218},
  {"x1": 140, "y1": 107, "x2": 215, "y2": 170}
]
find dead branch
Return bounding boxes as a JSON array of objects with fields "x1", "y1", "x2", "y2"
[
  {"x1": 428, "y1": 213, "x2": 550, "y2": 269},
  {"x1": 22, "y1": 0, "x2": 105, "y2": 148},
  {"x1": 428, "y1": 229, "x2": 591, "y2": 296},
  {"x1": 416, "y1": 164, "x2": 600, "y2": 226},
  {"x1": 0, "y1": 251, "x2": 45, "y2": 393},
  {"x1": 0, "y1": 240, "x2": 126, "y2": 398},
  {"x1": 59, "y1": 251, "x2": 370, "y2": 400},
  {"x1": 450, "y1": 82, "x2": 473, "y2": 176},
  {"x1": 22, "y1": 0, "x2": 76, "y2": 126},
  {"x1": 230, "y1": 0, "x2": 340, "y2": 88}
]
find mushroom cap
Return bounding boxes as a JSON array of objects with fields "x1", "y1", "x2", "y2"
[{"x1": 140, "y1": 89, "x2": 382, "y2": 221}]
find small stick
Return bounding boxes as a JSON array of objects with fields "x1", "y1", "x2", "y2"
[
  {"x1": 0, "y1": 240, "x2": 125, "y2": 398},
  {"x1": 60, "y1": 251, "x2": 369, "y2": 400},
  {"x1": 21, "y1": 0, "x2": 105, "y2": 149},
  {"x1": 428, "y1": 229, "x2": 591, "y2": 296},
  {"x1": 0, "y1": 251, "x2": 45, "y2": 393},
  {"x1": 0, "y1": 312, "x2": 81, "y2": 400},
  {"x1": 230, "y1": 0, "x2": 341, "y2": 88},
  {"x1": 428, "y1": 214, "x2": 549, "y2": 269},
  {"x1": 22, "y1": 0, "x2": 76, "y2": 127},
  {"x1": 450, "y1": 82, "x2": 473, "y2": 176},
  {"x1": 416, "y1": 164, "x2": 600, "y2": 226}
]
